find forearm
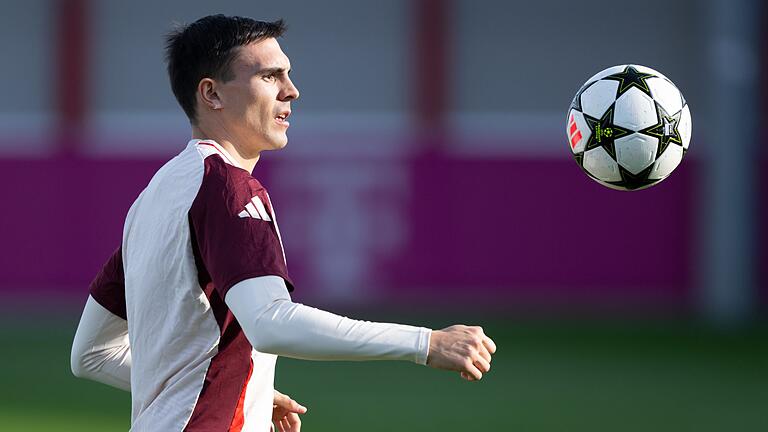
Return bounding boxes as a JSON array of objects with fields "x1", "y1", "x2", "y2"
[
  {"x1": 225, "y1": 277, "x2": 431, "y2": 364},
  {"x1": 250, "y1": 301, "x2": 430, "y2": 363},
  {"x1": 71, "y1": 296, "x2": 131, "y2": 391}
]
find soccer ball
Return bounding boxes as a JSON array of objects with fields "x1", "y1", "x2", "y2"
[{"x1": 566, "y1": 64, "x2": 691, "y2": 191}]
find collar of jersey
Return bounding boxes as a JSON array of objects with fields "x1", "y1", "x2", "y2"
[{"x1": 189, "y1": 139, "x2": 244, "y2": 170}]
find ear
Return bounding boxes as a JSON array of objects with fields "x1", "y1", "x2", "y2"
[{"x1": 197, "y1": 78, "x2": 223, "y2": 111}]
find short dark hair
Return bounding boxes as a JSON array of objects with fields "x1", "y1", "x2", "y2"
[{"x1": 165, "y1": 15, "x2": 286, "y2": 124}]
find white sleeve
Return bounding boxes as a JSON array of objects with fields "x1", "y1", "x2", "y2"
[
  {"x1": 71, "y1": 295, "x2": 132, "y2": 391},
  {"x1": 225, "y1": 276, "x2": 431, "y2": 364}
]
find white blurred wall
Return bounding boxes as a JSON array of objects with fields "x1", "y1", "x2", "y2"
[{"x1": 1, "y1": 0, "x2": 707, "y2": 156}]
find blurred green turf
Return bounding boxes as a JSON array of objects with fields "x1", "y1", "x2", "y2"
[{"x1": 1, "y1": 313, "x2": 766, "y2": 431}]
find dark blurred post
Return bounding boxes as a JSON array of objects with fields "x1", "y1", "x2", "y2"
[
  {"x1": 55, "y1": 0, "x2": 89, "y2": 156},
  {"x1": 700, "y1": 0, "x2": 760, "y2": 325},
  {"x1": 413, "y1": 0, "x2": 449, "y2": 145}
]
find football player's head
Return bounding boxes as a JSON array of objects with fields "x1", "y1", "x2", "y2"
[{"x1": 166, "y1": 15, "x2": 299, "y2": 156}]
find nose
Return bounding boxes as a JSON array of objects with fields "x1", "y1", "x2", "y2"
[{"x1": 280, "y1": 77, "x2": 300, "y2": 101}]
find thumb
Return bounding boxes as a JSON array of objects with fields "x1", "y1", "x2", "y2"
[{"x1": 274, "y1": 392, "x2": 308, "y2": 414}]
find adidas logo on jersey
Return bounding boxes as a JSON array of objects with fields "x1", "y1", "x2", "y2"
[{"x1": 238, "y1": 196, "x2": 272, "y2": 221}]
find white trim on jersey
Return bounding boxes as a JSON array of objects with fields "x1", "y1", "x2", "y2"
[
  {"x1": 192, "y1": 139, "x2": 242, "y2": 169},
  {"x1": 264, "y1": 192, "x2": 286, "y2": 265}
]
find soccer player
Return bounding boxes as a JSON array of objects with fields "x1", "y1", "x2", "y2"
[{"x1": 71, "y1": 15, "x2": 496, "y2": 432}]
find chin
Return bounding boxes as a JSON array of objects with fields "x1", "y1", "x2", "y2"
[{"x1": 265, "y1": 135, "x2": 288, "y2": 151}]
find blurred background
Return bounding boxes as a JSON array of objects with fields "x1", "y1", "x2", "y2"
[{"x1": 1, "y1": 0, "x2": 766, "y2": 430}]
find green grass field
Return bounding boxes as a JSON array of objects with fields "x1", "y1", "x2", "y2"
[{"x1": 1, "y1": 313, "x2": 766, "y2": 431}]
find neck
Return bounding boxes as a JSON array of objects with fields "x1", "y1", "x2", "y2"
[{"x1": 191, "y1": 124, "x2": 260, "y2": 173}]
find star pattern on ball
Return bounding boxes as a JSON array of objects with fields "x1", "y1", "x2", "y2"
[
  {"x1": 573, "y1": 152, "x2": 584, "y2": 167},
  {"x1": 602, "y1": 65, "x2": 656, "y2": 99},
  {"x1": 607, "y1": 164, "x2": 659, "y2": 191},
  {"x1": 569, "y1": 80, "x2": 598, "y2": 112},
  {"x1": 638, "y1": 101, "x2": 683, "y2": 156},
  {"x1": 582, "y1": 105, "x2": 631, "y2": 160},
  {"x1": 570, "y1": 94, "x2": 582, "y2": 112}
]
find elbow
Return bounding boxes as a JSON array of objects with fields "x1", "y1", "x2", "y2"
[
  {"x1": 70, "y1": 348, "x2": 86, "y2": 378},
  {"x1": 71, "y1": 343, "x2": 95, "y2": 379},
  {"x1": 248, "y1": 327, "x2": 280, "y2": 354},
  {"x1": 244, "y1": 299, "x2": 293, "y2": 354},
  {"x1": 249, "y1": 339, "x2": 268, "y2": 353}
]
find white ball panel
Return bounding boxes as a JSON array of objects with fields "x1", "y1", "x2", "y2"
[
  {"x1": 614, "y1": 87, "x2": 657, "y2": 131},
  {"x1": 580, "y1": 80, "x2": 619, "y2": 119},
  {"x1": 585, "y1": 64, "x2": 628, "y2": 83},
  {"x1": 679, "y1": 105, "x2": 692, "y2": 150},
  {"x1": 583, "y1": 146, "x2": 622, "y2": 182},
  {"x1": 649, "y1": 145, "x2": 683, "y2": 180},
  {"x1": 566, "y1": 110, "x2": 591, "y2": 154},
  {"x1": 633, "y1": 64, "x2": 667, "y2": 80},
  {"x1": 647, "y1": 77, "x2": 683, "y2": 115},
  {"x1": 615, "y1": 133, "x2": 657, "y2": 174}
]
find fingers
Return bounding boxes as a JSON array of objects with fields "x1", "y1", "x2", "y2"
[
  {"x1": 273, "y1": 392, "x2": 308, "y2": 414},
  {"x1": 465, "y1": 327, "x2": 494, "y2": 381},
  {"x1": 472, "y1": 328, "x2": 494, "y2": 364},
  {"x1": 292, "y1": 400, "x2": 308, "y2": 414},
  {"x1": 483, "y1": 335, "x2": 497, "y2": 354},
  {"x1": 463, "y1": 359, "x2": 484, "y2": 380},
  {"x1": 273, "y1": 391, "x2": 291, "y2": 407},
  {"x1": 471, "y1": 326, "x2": 495, "y2": 355},
  {"x1": 275, "y1": 418, "x2": 289, "y2": 432},
  {"x1": 286, "y1": 412, "x2": 302, "y2": 432},
  {"x1": 474, "y1": 328, "x2": 496, "y2": 364},
  {"x1": 477, "y1": 345, "x2": 492, "y2": 363},
  {"x1": 274, "y1": 413, "x2": 301, "y2": 432},
  {"x1": 428, "y1": 324, "x2": 496, "y2": 382},
  {"x1": 474, "y1": 356, "x2": 491, "y2": 374},
  {"x1": 272, "y1": 391, "x2": 306, "y2": 432}
]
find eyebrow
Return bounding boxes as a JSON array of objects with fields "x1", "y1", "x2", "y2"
[{"x1": 257, "y1": 67, "x2": 291, "y2": 76}]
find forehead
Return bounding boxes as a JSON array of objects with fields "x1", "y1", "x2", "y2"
[{"x1": 232, "y1": 38, "x2": 290, "y2": 70}]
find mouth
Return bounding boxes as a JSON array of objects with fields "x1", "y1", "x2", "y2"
[{"x1": 275, "y1": 110, "x2": 291, "y2": 127}]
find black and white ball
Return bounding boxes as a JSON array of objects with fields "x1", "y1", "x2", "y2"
[{"x1": 566, "y1": 64, "x2": 691, "y2": 191}]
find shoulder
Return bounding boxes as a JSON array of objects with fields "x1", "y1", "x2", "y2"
[{"x1": 192, "y1": 152, "x2": 266, "y2": 219}]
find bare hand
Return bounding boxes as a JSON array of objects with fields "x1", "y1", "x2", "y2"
[
  {"x1": 271, "y1": 390, "x2": 307, "y2": 432},
  {"x1": 426, "y1": 325, "x2": 497, "y2": 381}
]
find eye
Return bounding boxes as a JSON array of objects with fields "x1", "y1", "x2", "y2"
[{"x1": 263, "y1": 73, "x2": 277, "y2": 82}]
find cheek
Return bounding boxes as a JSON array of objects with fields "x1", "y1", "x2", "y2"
[{"x1": 246, "y1": 90, "x2": 274, "y2": 118}]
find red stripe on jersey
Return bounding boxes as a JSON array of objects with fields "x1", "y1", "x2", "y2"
[
  {"x1": 184, "y1": 228, "x2": 253, "y2": 431},
  {"x1": 185, "y1": 155, "x2": 296, "y2": 431},
  {"x1": 229, "y1": 358, "x2": 255, "y2": 432},
  {"x1": 183, "y1": 282, "x2": 253, "y2": 431}
]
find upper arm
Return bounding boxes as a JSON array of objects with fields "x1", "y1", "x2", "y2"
[
  {"x1": 89, "y1": 246, "x2": 126, "y2": 320},
  {"x1": 224, "y1": 276, "x2": 292, "y2": 318}
]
